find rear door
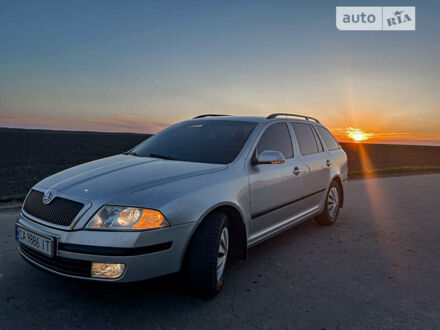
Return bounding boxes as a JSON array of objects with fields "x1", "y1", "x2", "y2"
[
  {"x1": 248, "y1": 122, "x2": 306, "y2": 240},
  {"x1": 315, "y1": 125, "x2": 348, "y2": 181},
  {"x1": 290, "y1": 122, "x2": 330, "y2": 209}
]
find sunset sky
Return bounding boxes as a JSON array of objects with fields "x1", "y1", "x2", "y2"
[{"x1": 1, "y1": 1, "x2": 439, "y2": 145}]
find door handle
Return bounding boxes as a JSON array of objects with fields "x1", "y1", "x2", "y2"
[
  {"x1": 326, "y1": 159, "x2": 331, "y2": 167},
  {"x1": 293, "y1": 167, "x2": 302, "y2": 175}
]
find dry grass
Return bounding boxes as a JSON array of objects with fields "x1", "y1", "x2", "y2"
[{"x1": 0, "y1": 193, "x2": 27, "y2": 202}]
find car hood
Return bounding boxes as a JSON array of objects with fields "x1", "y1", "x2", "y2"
[{"x1": 36, "y1": 154, "x2": 227, "y2": 202}]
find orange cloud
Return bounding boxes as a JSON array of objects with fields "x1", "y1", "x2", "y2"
[{"x1": 328, "y1": 127, "x2": 440, "y2": 146}]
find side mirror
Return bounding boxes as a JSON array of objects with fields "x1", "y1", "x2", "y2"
[{"x1": 253, "y1": 150, "x2": 286, "y2": 165}]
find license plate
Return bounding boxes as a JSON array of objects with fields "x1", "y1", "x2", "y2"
[{"x1": 16, "y1": 225, "x2": 54, "y2": 257}]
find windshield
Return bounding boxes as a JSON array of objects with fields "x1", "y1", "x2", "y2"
[{"x1": 131, "y1": 120, "x2": 257, "y2": 164}]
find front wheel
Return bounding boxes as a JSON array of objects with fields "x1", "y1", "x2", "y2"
[
  {"x1": 315, "y1": 181, "x2": 341, "y2": 225},
  {"x1": 185, "y1": 212, "x2": 230, "y2": 297}
]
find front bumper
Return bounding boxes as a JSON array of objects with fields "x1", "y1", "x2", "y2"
[{"x1": 16, "y1": 213, "x2": 197, "y2": 282}]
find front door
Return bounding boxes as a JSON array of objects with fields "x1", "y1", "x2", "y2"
[{"x1": 248, "y1": 122, "x2": 305, "y2": 240}]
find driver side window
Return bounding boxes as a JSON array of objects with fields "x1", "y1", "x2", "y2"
[{"x1": 256, "y1": 123, "x2": 293, "y2": 159}]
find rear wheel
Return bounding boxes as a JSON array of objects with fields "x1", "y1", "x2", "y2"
[
  {"x1": 185, "y1": 212, "x2": 229, "y2": 297},
  {"x1": 315, "y1": 181, "x2": 341, "y2": 225}
]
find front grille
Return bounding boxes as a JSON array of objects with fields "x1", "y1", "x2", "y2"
[
  {"x1": 20, "y1": 246, "x2": 91, "y2": 277},
  {"x1": 23, "y1": 190, "x2": 84, "y2": 227}
]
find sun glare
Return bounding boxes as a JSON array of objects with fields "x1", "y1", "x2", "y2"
[
  {"x1": 352, "y1": 133, "x2": 365, "y2": 141},
  {"x1": 346, "y1": 127, "x2": 373, "y2": 142}
]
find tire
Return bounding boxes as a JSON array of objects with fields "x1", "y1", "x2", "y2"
[
  {"x1": 185, "y1": 212, "x2": 230, "y2": 297},
  {"x1": 315, "y1": 181, "x2": 341, "y2": 225}
]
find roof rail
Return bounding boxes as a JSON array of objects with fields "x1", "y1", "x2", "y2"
[
  {"x1": 267, "y1": 113, "x2": 320, "y2": 123},
  {"x1": 193, "y1": 114, "x2": 230, "y2": 119}
]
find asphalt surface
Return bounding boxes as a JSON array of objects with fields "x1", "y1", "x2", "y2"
[{"x1": 1, "y1": 174, "x2": 439, "y2": 329}]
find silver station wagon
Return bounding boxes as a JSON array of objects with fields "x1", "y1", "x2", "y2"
[{"x1": 16, "y1": 113, "x2": 348, "y2": 297}]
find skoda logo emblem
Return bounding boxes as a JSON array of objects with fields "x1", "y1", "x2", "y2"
[{"x1": 42, "y1": 190, "x2": 55, "y2": 204}]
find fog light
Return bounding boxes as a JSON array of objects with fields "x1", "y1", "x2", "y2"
[{"x1": 91, "y1": 263, "x2": 125, "y2": 279}]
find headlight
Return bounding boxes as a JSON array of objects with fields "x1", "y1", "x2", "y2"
[{"x1": 86, "y1": 206, "x2": 169, "y2": 230}]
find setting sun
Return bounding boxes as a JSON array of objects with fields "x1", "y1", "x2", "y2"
[
  {"x1": 352, "y1": 133, "x2": 364, "y2": 141},
  {"x1": 346, "y1": 127, "x2": 373, "y2": 142}
]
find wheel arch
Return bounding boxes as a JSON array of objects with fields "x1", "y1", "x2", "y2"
[
  {"x1": 331, "y1": 175, "x2": 344, "y2": 207},
  {"x1": 182, "y1": 202, "x2": 248, "y2": 267}
]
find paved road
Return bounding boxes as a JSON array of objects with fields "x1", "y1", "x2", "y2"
[{"x1": 1, "y1": 174, "x2": 439, "y2": 329}]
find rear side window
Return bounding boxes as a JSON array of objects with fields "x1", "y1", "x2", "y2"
[
  {"x1": 311, "y1": 126, "x2": 324, "y2": 152},
  {"x1": 256, "y1": 123, "x2": 293, "y2": 159},
  {"x1": 316, "y1": 126, "x2": 339, "y2": 150},
  {"x1": 291, "y1": 123, "x2": 320, "y2": 155}
]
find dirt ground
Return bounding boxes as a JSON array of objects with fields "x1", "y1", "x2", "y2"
[
  {"x1": 2, "y1": 174, "x2": 440, "y2": 329},
  {"x1": 1, "y1": 127, "x2": 440, "y2": 198}
]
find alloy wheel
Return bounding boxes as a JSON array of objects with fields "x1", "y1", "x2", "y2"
[
  {"x1": 327, "y1": 186, "x2": 339, "y2": 218},
  {"x1": 217, "y1": 227, "x2": 229, "y2": 281}
]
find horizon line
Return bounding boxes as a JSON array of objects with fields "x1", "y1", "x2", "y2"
[{"x1": 2, "y1": 125, "x2": 439, "y2": 147}]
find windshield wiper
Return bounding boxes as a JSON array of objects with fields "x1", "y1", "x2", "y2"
[
  {"x1": 149, "y1": 153, "x2": 178, "y2": 161},
  {"x1": 124, "y1": 150, "x2": 140, "y2": 156}
]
